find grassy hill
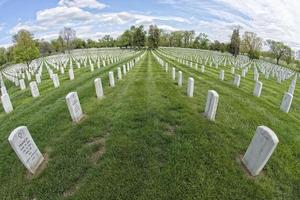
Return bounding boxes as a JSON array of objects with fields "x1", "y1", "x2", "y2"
[{"x1": 0, "y1": 50, "x2": 300, "y2": 199}]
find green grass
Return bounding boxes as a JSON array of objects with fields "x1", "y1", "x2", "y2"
[{"x1": 0, "y1": 50, "x2": 300, "y2": 199}]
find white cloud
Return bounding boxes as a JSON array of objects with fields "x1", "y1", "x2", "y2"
[
  {"x1": 58, "y1": 0, "x2": 107, "y2": 9},
  {"x1": 7, "y1": 0, "x2": 299, "y2": 51},
  {"x1": 10, "y1": 23, "x2": 48, "y2": 34},
  {"x1": 36, "y1": 6, "x2": 93, "y2": 26},
  {"x1": 9, "y1": 1, "x2": 190, "y2": 44},
  {"x1": 157, "y1": 24, "x2": 179, "y2": 31},
  {"x1": 158, "y1": 0, "x2": 300, "y2": 50}
]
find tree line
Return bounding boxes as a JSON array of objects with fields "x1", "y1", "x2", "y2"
[{"x1": 0, "y1": 25, "x2": 299, "y2": 70}]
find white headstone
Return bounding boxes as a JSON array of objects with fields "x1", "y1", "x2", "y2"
[
  {"x1": 219, "y1": 70, "x2": 224, "y2": 81},
  {"x1": 65, "y1": 92, "x2": 84, "y2": 123},
  {"x1": 90, "y1": 64, "x2": 94, "y2": 72},
  {"x1": 109, "y1": 71, "x2": 115, "y2": 87},
  {"x1": 231, "y1": 67, "x2": 235, "y2": 74},
  {"x1": 27, "y1": 73, "x2": 31, "y2": 81},
  {"x1": 123, "y1": 65, "x2": 127, "y2": 76},
  {"x1": 14, "y1": 78, "x2": 19, "y2": 86},
  {"x1": 254, "y1": 73, "x2": 259, "y2": 82},
  {"x1": 94, "y1": 78, "x2": 104, "y2": 99},
  {"x1": 172, "y1": 67, "x2": 176, "y2": 80},
  {"x1": 178, "y1": 71, "x2": 183, "y2": 87},
  {"x1": 288, "y1": 83, "x2": 295, "y2": 95},
  {"x1": 280, "y1": 92, "x2": 293, "y2": 113},
  {"x1": 204, "y1": 90, "x2": 219, "y2": 121},
  {"x1": 52, "y1": 74, "x2": 60, "y2": 88},
  {"x1": 242, "y1": 126, "x2": 279, "y2": 176},
  {"x1": 35, "y1": 74, "x2": 41, "y2": 84},
  {"x1": 187, "y1": 77, "x2": 194, "y2": 97},
  {"x1": 1, "y1": 86, "x2": 7, "y2": 95},
  {"x1": 8, "y1": 126, "x2": 44, "y2": 174},
  {"x1": 253, "y1": 81, "x2": 263, "y2": 97},
  {"x1": 201, "y1": 65, "x2": 205, "y2": 73},
  {"x1": 19, "y1": 79, "x2": 26, "y2": 90},
  {"x1": 60, "y1": 67, "x2": 65, "y2": 74},
  {"x1": 69, "y1": 68, "x2": 74, "y2": 80},
  {"x1": 29, "y1": 81, "x2": 40, "y2": 98},
  {"x1": 233, "y1": 75, "x2": 241, "y2": 87},
  {"x1": 1, "y1": 93, "x2": 13, "y2": 113},
  {"x1": 241, "y1": 69, "x2": 246, "y2": 77},
  {"x1": 117, "y1": 67, "x2": 122, "y2": 80}
]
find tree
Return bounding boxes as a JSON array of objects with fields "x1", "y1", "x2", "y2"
[
  {"x1": 240, "y1": 32, "x2": 262, "y2": 56},
  {"x1": 193, "y1": 33, "x2": 210, "y2": 49},
  {"x1": 51, "y1": 37, "x2": 64, "y2": 53},
  {"x1": 148, "y1": 25, "x2": 160, "y2": 49},
  {"x1": 0, "y1": 48, "x2": 7, "y2": 66},
  {"x1": 86, "y1": 39, "x2": 98, "y2": 48},
  {"x1": 38, "y1": 40, "x2": 53, "y2": 56},
  {"x1": 131, "y1": 25, "x2": 146, "y2": 49},
  {"x1": 159, "y1": 31, "x2": 171, "y2": 47},
  {"x1": 248, "y1": 50, "x2": 260, "y2": 60},
  {"x1": 116, "y1": 30, "x2": 132, "y2": 48},
  {"x1": 183, "y1": 30, "x2": 195, "y2": 47},
  {"x1": 170, "y1": 31, "x2": 184, "y2": 47},
  {"x1": 99, "y1": 35, "x2": 115, "y2": 47},
  {"x1": 229, "y1": 28, "x2": 240, "y2": 57},
  {"x1": 59, "y1": 27, "x2": 76, "y2": 53},
  {"x1": 72, "y1": 38, "x2": 86, "y2": 49},
  {"x1": 267, "y1": 40, "x2": 292, "y2": 65},
  {"x1": 13, "y1": 29, "x2": 40, "y2": 69}
]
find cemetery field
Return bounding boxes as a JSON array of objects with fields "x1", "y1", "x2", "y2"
[{"x1": 1, "y1": 50, "x2": 300, "y2": 199}]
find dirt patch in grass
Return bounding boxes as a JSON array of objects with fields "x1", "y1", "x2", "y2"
[
  {"x1": 26, "y1": 152, "x2": 49, "y2": 180},
  {"x1": 164, "y1": 124, "x2": 176, "y2": 136},
  {"x1": 63, "y1": 179, "x2": 81, "y2": 198},
  {"x1": 87, "y1": 137, "x2": 106, "y2": 165},
  {"x1": 236, "y1": 154, "x2": 264, "y2": 179},
  {"x1": 72, "y1": 114, "x2": 88, "y2": 125}
]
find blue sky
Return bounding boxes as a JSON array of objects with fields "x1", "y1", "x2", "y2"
[{"x1": 0, "y1": 0, "x2": 299, "y2": 50}]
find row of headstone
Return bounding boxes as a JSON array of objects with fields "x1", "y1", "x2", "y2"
[
  {"x1": 66, "y1": 53, "x2": 145, "y2": 123},
  {"x1": 0, "y1": 50, "x2": 142, "y2": 115},
  {"x1": 6, "y1": 53, "x2": 145, "y2": 175},
  {"x1": 153, "y1": 52, "x2": 219, "y2": 122},
  {"x1": 158, "y1": 49, "x2": 298, "y2": 114},
  {"x1": 155, "y1": 51, "x2": 279, "y2": 177}
]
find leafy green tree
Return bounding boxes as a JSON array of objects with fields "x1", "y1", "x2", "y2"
[
  {"x1": 248, "y1": 49, "x2": 260, "y2": 60},
  {"x1": 159, "y1": 31, "x2": 171, "y2": 47},
  {"x1": 72, "y1": 38, "x2": 87, "y2": 49},
  {"x1": 183, "y1": 30, "x2": 195, "y2": 47},
  {"x1": 170, "y1": 31, "x2": 184, "y2": 47},
  {"x1": 13, "y1": 29, "x2": 40, "y2": 69},
  {"x1": 267, "y1": 40, "x2": 292, "y2": 65},
  {"x1": 131, "y1": 25, "x2": 146, "y2": 49},
  {"x1": 229, "y1": 28, "x2": 240, "y2": 57},
  {"x1": 0, "y1": 48, "x2": 7, "y2": 66},
  {"x1": 86, "y1": 39, "x2": 98, "y2": 48},
  {"x1": 116, "y1": 30, "x2": 133, "y2": 48},
  {"x1": 38, "y1": 40, "x2": 53, "y2": 56},
  {"x1": 193, "y1": 33, "x2": 210, "y2": 49},
  {"x1": 51, "y1": 37, "x2": 64, "y2": 53},
  {"x1": 148, "y1": 25, "x2": 160, "y2": 49},
  {"x1": 99, "y1": 35, "x2": 115, "y2": 47}
]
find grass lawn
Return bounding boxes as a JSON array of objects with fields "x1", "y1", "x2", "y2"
[{"x1": 0, "y1": 50, "x2": 300, "y2": 199}]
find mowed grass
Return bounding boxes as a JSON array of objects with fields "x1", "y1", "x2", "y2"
[{"x1": 0, "y1": 50, "x2": 300, "y2": 199}]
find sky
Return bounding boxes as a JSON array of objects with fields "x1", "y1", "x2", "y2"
[{"x1": 0, "y1": 0, "x2": 299, "y2": 50}]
